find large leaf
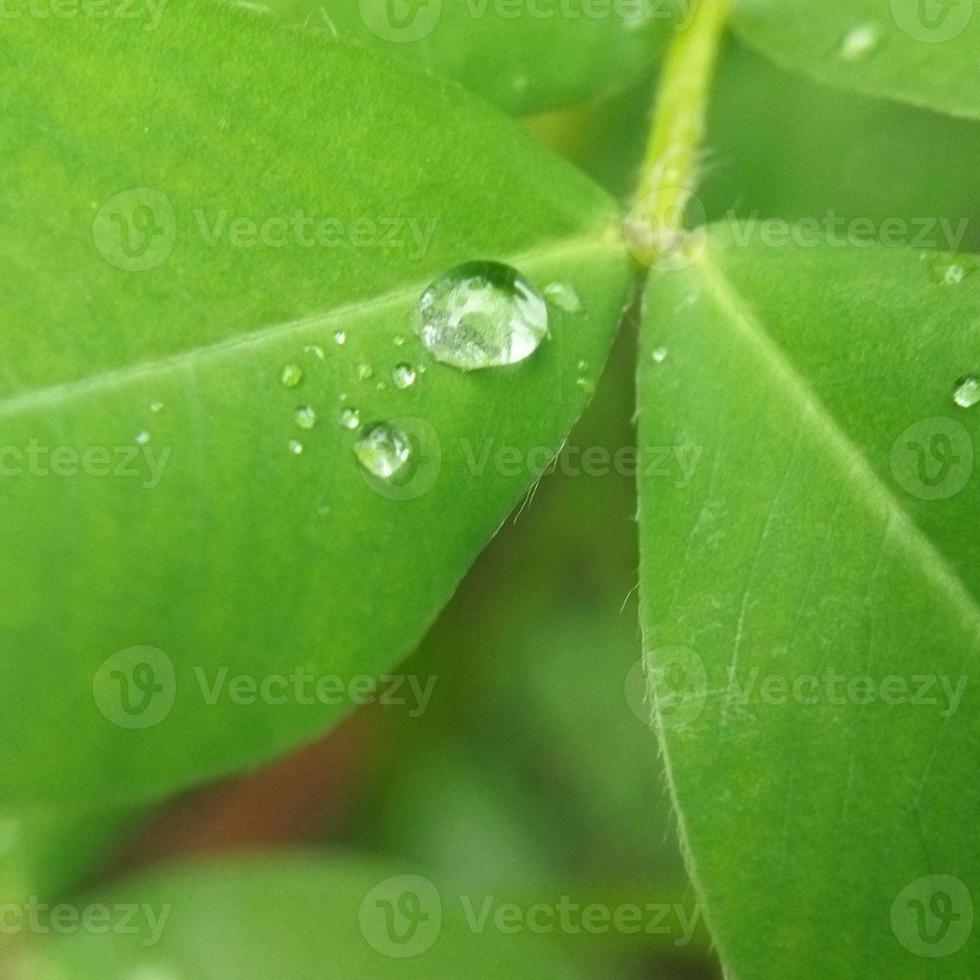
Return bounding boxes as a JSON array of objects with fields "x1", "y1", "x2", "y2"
[
  {"x1": 0, "y1": 3, "x2": 633, "y2": 806},
  {"x1": 638, "y1": 228, "x2": 979, "y2": 976},
  {"x1": 734, "y1": 0, "x2": 980, "y2": 120},
  {"x1": 20, "y1": 854, "x2": 581, "y2": 978},
  {"x1": 257, "y1": 0, "x2": 682, "y2": 115}
]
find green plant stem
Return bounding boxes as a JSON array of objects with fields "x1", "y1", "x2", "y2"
[{"x1": 631, "y1": 0, "x2": 731, "y2": 265}]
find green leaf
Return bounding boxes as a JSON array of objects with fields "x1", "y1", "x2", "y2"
[
  {"x1": 733, "y1": 0, "x2": 980, "y2": 120},
  {"x1": 255, "y1": 0, "x2": 681, "y2": 115},
  {"x1": 22, "y1": 854, "x2": 581, "y2": 978},
  {"x1": 703, "y1": 40, "x2": 980, "y2": 253},
  {"x1": 0, "y1": 5, "x2": 633, "y2": 806},
  {"x1": 637, "y1": 228, "x2": 980, "y2": 977}
]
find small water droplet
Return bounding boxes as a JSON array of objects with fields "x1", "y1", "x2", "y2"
[
  {"x1": 333, "y1": 330, "x2": 347, "y2": 346},
  {"x1": 931, "y1": 256, "x2": 977, "y2": 285},
  {"x1": 393, "y1": 334, "x2": 406, "y2": 348},
  {"x1": 355, "y1": 422, "x2": 412, "y2": 479},
  {"x1": 281, "y1": 364, "x2": 303, "y2": 388},
  {"x1": 357, "y1": 363, "x2": 374, "y2": 381},
  {"x1": 954, "y1": 377, "x2": 980, "y2": 408},
  {"x1": 392, "y1": 363, "x2": 417, "y2": 389},
  {"x1": 652, "y1": 347, "x2": 669, "y2": 364},
  {"x1": 576, "y1": 376, "x2": 595, "y2": 395},
  {"x1": 305, "y1": 344, "x2": 325, "y2": 360},
  {"x1": 416, "y1": 261, "x2": 548, "y2": 371},
  {"x1": 135, "y1": 430, "x2": 151, "y2": 445},
  {"x1": 339, "y1": 407, "x2": 361, "y2": 430},
  {"x1": 149, "y1": 401, "x2": 164, "y2": 414},
  {"x1": 577, "y1": 360, "x2": 589, "y2": 373},
  {"x1": 544, "y1": 282, "x2": 583, "y2": 314},
  {"x1": 288, "y1": 439, "x2": 304, "y2": 455},
  {"x1": 295, "y1": 405, "x2": 317, "y2": 430},
  {"x1": 839, "y1": 24, "x2": 880, "y2": 61}
]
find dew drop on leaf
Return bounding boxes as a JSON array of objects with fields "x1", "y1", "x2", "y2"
[
  {"x1": 339, "y1": 407, "x2": 361, "y2": 430},
  {"x1": 295, "y1": 406, "x2": 317, "y2": 430},
  {"x1": 652, "y1": 347, "x2": 669, "y2": 364},
  {"x1": 357, "y1": 363, "x2": 374, "y2": 381},
  {"x1": 392, "y1": 363, "x2": 417, "y2": 389},
  {"x1": 333, "y1": 330, "x2": 347, "y2": 346},
  {"x1": 931, "y1": 257, "x2": 976, "y2": 285},
  {"x1": 416, "y1": 261, "x2": 548, "y2": 371},
  {"x1": 135, "y1": 430, "x2": 150, "y2": 445},
  {"x1": 953, "y1": 377, "x2": 980, "y2": 408},
  {"x1": 280, "y1": 364, "x2": 303, "y2": 388},
  {"x1": 839, "y1": 24, "x2": 880, "y2": 62},
  {"x1": 288, "y1": 439, "x2": 304, "y2": 455},
  {"x1": 544, "y1": 281, "x2": 583, "y2": 313},
  {"x1": 149, "y1": 401, "x2": 164, "y2": 414},
  {"x1": 355, "y1": 422, "x2": 412, "y2": 479}
]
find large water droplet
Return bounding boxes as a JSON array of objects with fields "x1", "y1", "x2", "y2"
[
  {"x1": 392, "y1": 363, "x2": 417, "y2": 389},
  {"x1": 416, "y1": 261, "x2": 548, "y2": 370},
  {"x1": 295, "y1": 406, "x2": 317, "y2": 430},
  {"x1": 281, "y1": 364, "x2": 303, "y2": 388},
  {"x1": 954, "y1": 377, "x2": 980, "y2": 408},
  {"x1": 839, "y1": 24, "x2": 880, "y2": 61},
  {"x1": 339, "y1": 407, "x2": 361, "y2": 430},
  {"x1": 544, "y1": 281, "x2": 583, "y2": 314},
  {"x1": 355, "y1": 423, "x2": 411, "y2": 479}
]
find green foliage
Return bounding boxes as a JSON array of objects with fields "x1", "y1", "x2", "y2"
[
  {"x1": 0, "y1": 2, "x2": 631, "y2": 806},
  {"x1": 638, "y1": 229, "x2": 980, "y2": 977},
  {"x1": 255, "y1": 0, "x2": 681, "y2": 115},
  {"x1": 30, "y1": 855, "x2": 582, "y2": 978},
  {"x1": 735, "y1": 0, "x2": 980, "y2": 119},
  {"x1": 3, "y1": 1, "x2": 979, "y2": 977}
]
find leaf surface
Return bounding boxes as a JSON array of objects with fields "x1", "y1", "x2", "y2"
[
  {"x1": 258, "y1": 0, "x2": 682, "y2": 115},
  {"x1": 0, "y1": 3, "x2": 633, "y2": 805},
  {"x1": 23, "y1": 854, "x2": 581, "y2": 978},
  {"x1": 734, "y1": 0, "x2": 980, "y2": 119},
  {"x1": 637, "y1": 227, "x2": 980, "y2": 977}
]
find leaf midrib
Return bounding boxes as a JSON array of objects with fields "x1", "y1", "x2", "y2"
[
  {"x1": 693, "y1": 244, "x2": 980, "y2": 637},
  {"x1": 0, "y1": 228, "x2": 622, "y2": 420}
]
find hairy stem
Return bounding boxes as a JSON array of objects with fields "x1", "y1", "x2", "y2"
[{"x1": 629, "y1": 0, "x2": 731, "y2": 266}]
